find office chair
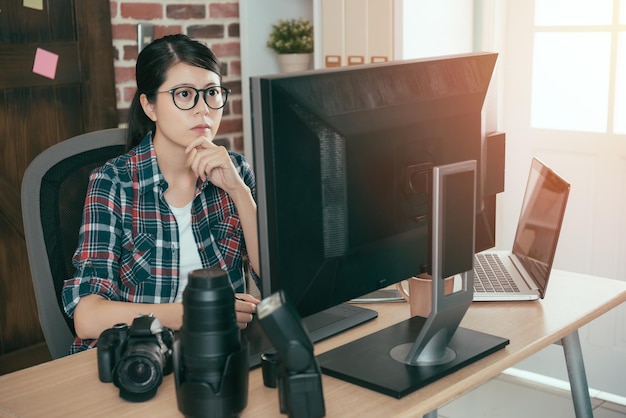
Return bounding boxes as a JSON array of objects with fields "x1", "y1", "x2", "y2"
[{"x1": 21, "y1": 128, "x2": 127, "y2": 359}]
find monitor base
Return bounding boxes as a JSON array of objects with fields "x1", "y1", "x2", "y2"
[{"x1": 317, "y1": 315, "x2": 509, "y2": 399}]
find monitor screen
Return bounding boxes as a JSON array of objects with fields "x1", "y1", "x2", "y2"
[{"x1": 251, "y1": 52, "x2": 499, "y2": 318}]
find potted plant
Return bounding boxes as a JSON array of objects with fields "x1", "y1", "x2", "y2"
[{"x1": 267, "y1": 18, "x2": 314, "y2": 73}]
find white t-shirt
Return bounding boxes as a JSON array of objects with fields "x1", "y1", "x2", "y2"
[{"x1": 169, "y1": 200, "x2": 203, "y2": 302}]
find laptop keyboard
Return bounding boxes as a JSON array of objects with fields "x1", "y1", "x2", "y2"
[{"x1": 473, "y1": 253, "x2": 520, "y2": 293}]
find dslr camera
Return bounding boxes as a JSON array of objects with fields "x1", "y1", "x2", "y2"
[{"x1": 97, "y1": 315, "x2": 174, "y2": 402}]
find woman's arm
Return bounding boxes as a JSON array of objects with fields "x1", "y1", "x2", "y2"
[
  {"x1": 74, "y1": 292, "x2": 261, "y2": 338},
  {"x1": 228, "y1": 185, "x2": 260, "y2": 277},
  {"x1": 186, "y1": 139, "x2": 261, "y2": 276},
  {"x1": 73, "y1": 294, "x2": 183, "y2": 339}
]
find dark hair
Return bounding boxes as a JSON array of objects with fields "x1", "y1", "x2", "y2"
[{"x1": 126, "y1": 34, "x2": 224, "y2": 149}]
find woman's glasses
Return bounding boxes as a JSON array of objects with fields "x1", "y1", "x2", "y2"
[{"x1": 159, "y1": 86, "x2": 230, "y2": 111}]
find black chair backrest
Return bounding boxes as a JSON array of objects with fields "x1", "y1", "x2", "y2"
[
  {"x1": 42, "y1": 142, "x2": 127, "y2": 332},
  {"x1": 22, "y1": 128, "x2": 127, "y2": 358}
]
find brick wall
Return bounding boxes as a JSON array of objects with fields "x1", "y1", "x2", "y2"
[{"x1": 110, "y1": 0, "x2": 244, "y2": 152}]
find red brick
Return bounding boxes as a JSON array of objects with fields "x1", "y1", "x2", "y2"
[
  {"x1": 123, "y1": 44, "x2": 138, "y2": 61},
  {"x1": 115, "y1": 66, "x2": 136, "y2": 84},
  {"x1": 229, "y1": 60, "x2": 241, "y2": 76},
  {"x1": 223, "y1": 80, "x2": 241, "y2": 96},
  {"x1": 220, "y1": 62, "x2": 229, "y2": 77},
  {"x1": 233, "y1": 135, "x2": 244, "y2": 152},
  {"x1": 218, "y1": 118, "x2": 243, "y2": 134},
  {"x1": 166, "y1": 4, "x2": 206, "y2": 19},
  {"x1": 209, "y1": 3, "x2": 238, "y2": 18},
  {"x1": 155, "y1": 25, "x2": 184, "y2": 39},
  {"x1": 230, "y1": 98, "x2": 242, "y2": 116},
  {"x1": 187, "y1": 24, "x2": 224, "y2": 39},
  {"x1": 211, "y1": 42, "x2": 240, "y2": 58},
  {"x1": 228, "y1": 23, "x2": 239, "y2": 37},
  {"x1": 112, "y1": 23, "x2": 137, "y2": 40},
  {"x1": 123, "y1": 86, "x2": 137, "y2": 102},
  {"x1": 110, "y1": 1, "x2": 118, "y2": 18},
  {"x1": 121, "y1": 3, "x2": 163, "y2": 20}
]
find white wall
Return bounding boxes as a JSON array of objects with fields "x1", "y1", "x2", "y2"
[
  {"x1": 397, "y1": 0, "x2": 474, "y2": 59},
  {"x1": 240, "y1": 0, "x2": 313, "y2": 161}
]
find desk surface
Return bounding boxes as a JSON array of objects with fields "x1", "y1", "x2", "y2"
[{"x1": 1, "y1": 270, "x2": 625, "y2": 418}]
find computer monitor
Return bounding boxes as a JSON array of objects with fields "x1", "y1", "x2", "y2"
[
  {"x1": 250, "y1": 52, "x2": 508, "y2": 396},
  {"x1": 252, "y1": 52, "x2": 498, "y2": 315}
]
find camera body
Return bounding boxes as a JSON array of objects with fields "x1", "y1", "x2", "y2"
[{"x1": 97, "y1": 315, "x2": 174, "y2": 402}]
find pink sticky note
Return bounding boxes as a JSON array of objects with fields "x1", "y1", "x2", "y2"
[{"x1": 32, "y1": 48, "x2": 59, "y2": 79}]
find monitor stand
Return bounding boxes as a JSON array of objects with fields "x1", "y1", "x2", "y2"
[
  {"x1": 317, "y1": 161, "x2": 509, "y2": 398},
  {"x1": 317, "y1": 313, "x2": 509, "y2": 398}
]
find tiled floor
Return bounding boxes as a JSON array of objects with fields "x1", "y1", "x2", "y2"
[{"x1": 439, "y1": 368, "x2": 626, "y2": 418}]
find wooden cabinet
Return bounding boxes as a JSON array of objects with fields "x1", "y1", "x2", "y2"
[{"x1": 321, "y1": 0, "x2": 394, "y2": 67}]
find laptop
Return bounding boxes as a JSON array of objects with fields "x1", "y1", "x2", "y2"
[{"x1": 473, "y1": 158, "x2": 570, "y2": 301}]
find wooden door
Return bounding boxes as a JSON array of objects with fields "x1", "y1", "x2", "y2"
[{"x1": 0, "y1": 0, "x2": 117, "y2": 360}]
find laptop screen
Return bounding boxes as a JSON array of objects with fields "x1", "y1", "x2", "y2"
[{"x1": 511, "y1": 158, "x2": 570, "y2": 297}]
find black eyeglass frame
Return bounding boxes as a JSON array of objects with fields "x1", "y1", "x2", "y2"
[{"x1": 158, "y1": 86, "x2": 231, "y2": 111}]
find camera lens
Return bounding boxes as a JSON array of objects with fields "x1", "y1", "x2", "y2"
[
  {"x1": 126, "y1": 360, "x2": 154, "y2": 385},
  {"x1": 115, "y1": 345, "x2": 163, "y2": 396},
  {"x1": 174, "y1": 267, "x2": 249, "y2": 418},
  {"x1": 181, "y1": 269, "x2": 241, "y2": 373}
]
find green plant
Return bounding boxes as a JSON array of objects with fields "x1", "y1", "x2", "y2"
[{"x1": 266, "y1": 18, "x2": 314, "y2": 54}]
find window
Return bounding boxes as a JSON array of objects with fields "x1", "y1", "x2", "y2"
[{"x1": 530, "y1": 0, "x2": 626, "y2": 134}]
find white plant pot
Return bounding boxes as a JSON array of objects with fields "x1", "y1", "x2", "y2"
[{"x1": 277, "y1": 53, "x2": 312, "y2": 73}]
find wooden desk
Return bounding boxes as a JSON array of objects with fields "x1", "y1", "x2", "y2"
[{"x1": 1, "y1": 270, "x2": 625, "y2": 418}]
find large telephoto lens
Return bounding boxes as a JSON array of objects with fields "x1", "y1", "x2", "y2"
[
  {"x1": 181, "y1": 268, "x2": 241, "y2": 376},
  {"x1": 174, "y1": 267, "x2": 249, "y2": 418}
]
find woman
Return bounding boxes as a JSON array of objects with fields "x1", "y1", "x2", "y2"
[{"x1": 62, "y1": 34, "x2": 260, "y2": 354}]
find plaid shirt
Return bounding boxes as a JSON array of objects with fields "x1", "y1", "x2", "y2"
[{"x1": 62, "y1": 133, "x2": 258, "y2": 353}]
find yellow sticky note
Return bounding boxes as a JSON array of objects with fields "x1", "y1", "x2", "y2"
[{"x1": 24, "y1": 0, "x2": 43, "y2": 11}]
